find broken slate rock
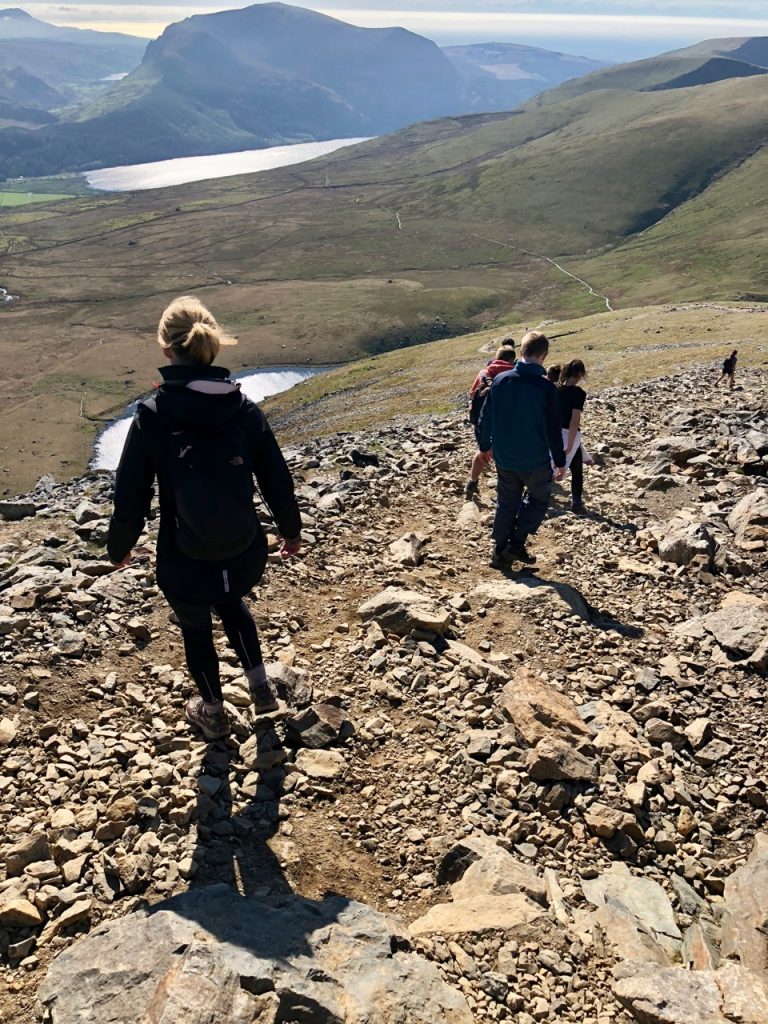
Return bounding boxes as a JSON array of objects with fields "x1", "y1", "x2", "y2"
[
  {"x1": 526, "y1": 737, "x2": 599, "y2": 785},
  {"x1": 358, "y1": 588, "x2": 450, "y2": 636},
  {"x1": 286, "y1": 702, "x2": 353, "y2": 749},
  {"x1": 36, "y1": 885, "x2": 473, "y2": 1024}
]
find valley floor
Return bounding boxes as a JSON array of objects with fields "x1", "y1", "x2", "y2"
[{"x1": 1, "y1": 367, "x2": 767, "y2": 1022}]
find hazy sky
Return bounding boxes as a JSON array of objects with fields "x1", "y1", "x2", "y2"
[{"x1": 25, "y1": 0, "x2": 768, "y2": 59}]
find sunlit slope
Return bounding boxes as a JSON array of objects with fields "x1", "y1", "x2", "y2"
[{"x1": 574, "y1": 144, "x2": 768, "y2": 305}]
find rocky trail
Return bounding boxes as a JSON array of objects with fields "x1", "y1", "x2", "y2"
[{"x1": 1, "y1": 367, "x2": 768, "y2": 1023}]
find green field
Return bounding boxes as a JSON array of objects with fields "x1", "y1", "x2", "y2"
[{"x1": 0, "y1": 190, "x2": 72, "y2": 207}]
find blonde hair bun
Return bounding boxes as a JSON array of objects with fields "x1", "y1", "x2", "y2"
[{"x1": 158, "y1": 295, "x2": 237, "y2": 366}]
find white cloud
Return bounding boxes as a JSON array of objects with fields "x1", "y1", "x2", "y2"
[
  {"x1": 318, "y1": 9, "x2": 768, "y2": 38},
  {"x1": 25, "y1": 1, "x2": 768, "y2": 50}
]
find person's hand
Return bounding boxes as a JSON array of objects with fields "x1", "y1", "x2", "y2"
[
  {"x1": 553, "y1": 466, "x2": 566, "y2": 482},
  {"x1": 279, "y1": 537, "x2": 302, "y2": 559},
  {"x1": 110, "y1": 553, "x2": 133, "y2": 569}
]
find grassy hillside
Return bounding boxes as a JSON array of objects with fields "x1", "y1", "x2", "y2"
[
  {"x1": 2, "y1": 40, "x2": 768, "y2": 490},
  {"x1": 265, "y1": 304, "x2": 768, "y2": 442},
  {"x1": 572, "y1": 143, "x2": 768, "y2": 306}
]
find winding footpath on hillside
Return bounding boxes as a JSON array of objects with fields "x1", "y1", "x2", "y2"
[
  {"x1": 1, "y1": 369, "x2": 768, "y2": 1023},
  {"x1": 473, "y1": 233, "x2": 615, "y2": 313}
]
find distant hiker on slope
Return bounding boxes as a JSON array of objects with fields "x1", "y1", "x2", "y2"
[
  {"x1": 716, "y1": 349, "x2": 738, "y2": 389},
  {"x1": 478, "y1": 331, "x2": 565, "y2": 568},
  {"x1": 107, "y1": 296, "x2": 302, "y2": 741},
  {"x1": 558, "y1": 359, "x2": 594, "y2": 515},
  {"x1": 464, "y1": 341, "x2": 517, "y2": 500}
]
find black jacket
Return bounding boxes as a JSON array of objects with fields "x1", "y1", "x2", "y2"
[{"x1": 106, "y1": 364, "x2": 301, "y2": 603}]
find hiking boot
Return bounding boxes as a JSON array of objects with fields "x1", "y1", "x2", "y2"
[
  {"x1": 570, "y1": 500, "x2": 587, "y2": 515},
  {"x1": 490, "y1": 543, "x2": 515, "y2": 570},
  {"x1": 465, "y1": 478, "x2": 479, "y2": 500},
  {"x1": 249, "y1": 678, "x2": 280, "y2": 714},
  {"x1": 507, "y1": 539, "x2": 537, "y2": 565},
  {"x1": 185, "y1": 698, "x2": 231, "y2": 741}
]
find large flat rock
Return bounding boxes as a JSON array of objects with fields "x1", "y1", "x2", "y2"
[
  {"x1": 473, "y1": 577, "x2": 590, "y2": 621},
  {"x1": 357, "y1": 588, "x2": 450, "y2": 636},
  {"x1": 36, "y1": 885, "x2": 472, "y2": 1024},
  {"x1": 614, "y1": 961, "x2": 768, "y2": 1024},
  {"x1": 410, "y1": 894, "x2": 544, "y2": 938}
]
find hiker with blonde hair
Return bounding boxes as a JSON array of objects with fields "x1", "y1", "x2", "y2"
[{"x1": 107, "y1": 296, "x2": 302, "y2": 740}]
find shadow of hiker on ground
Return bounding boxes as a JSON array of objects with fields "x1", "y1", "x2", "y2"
[
  {"x1": 140, "y1": 709, "x2": 360, "y2": 1023},
  {"x1": 547, "y1": 493, "x2": 638, "y2": 535},
  {"x1": 493, "y1": 565, "x2": 644, "y2": 639}
]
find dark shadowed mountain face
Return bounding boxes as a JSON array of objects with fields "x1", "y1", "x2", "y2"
[
  {"x1": 166, "y1": 3, "x2": 465, "y2": 132},
  {"x1": 443, "y1": 42, "x2": 608, "y2": 110}
]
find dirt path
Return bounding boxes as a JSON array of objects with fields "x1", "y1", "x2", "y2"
[{"x1": 473, "y1": 232, "x2": 614, "y2": 312}]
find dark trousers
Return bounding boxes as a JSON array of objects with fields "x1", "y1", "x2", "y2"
[
  {"x1": 167, "y1": 597, "x2": 264, "y2": 704},
  {"x1": 570, "y1": 446, "x2": 583, "y2": 503},
  {"x1": 493, "y1": 464, "x2": 553, "y2": 549}
]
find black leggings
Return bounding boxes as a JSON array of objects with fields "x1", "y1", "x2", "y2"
[
  {"x1": 570, "y1": 445, "x2": 584, "y2": 503},
  {"x1": 167, "y1": 597, "x2": 263, "y2": 704}
]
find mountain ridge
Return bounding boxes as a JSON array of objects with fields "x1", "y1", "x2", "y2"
[{"x1": 0, "y1": 2, "x2": 608, "y2": 177}]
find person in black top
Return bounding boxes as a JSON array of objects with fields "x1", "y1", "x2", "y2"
[
  {"x1": 558, "y1": 359, "x2": 590, "y2": 514},
  {"x1": 716, "y1": 349, "x2": 738, "y2": 389},
  {"x1": 107, "y1": 296, "x2": 302, "y2": 741}
]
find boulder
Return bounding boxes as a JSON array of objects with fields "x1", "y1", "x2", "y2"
[
  {"x1": 37, "y1": 885, "x2": 473, "y2": 1024},
  {"x1": 585, "y1": 901, "x2": 672, "y2": 965},
  {"x1": 473, "y1": 577, "x2": 590, "y2": 621},
  {"x1": 614, "y1": 961, "x2": 768, "y2": 1024},
  {"x1": 358, "y1": 588, "x2": 450, "y2": 636},
  {"x1": 438, "y1": 835, "x2": 547, "y2": 907},
  {"x1": 526, "y1": 737, "x2": 599, "y2": 784},
  {"x1": 0, "y1": 500, "x2": 39, "y2": 521},
  {"x1": 389, "y1": 532, "x2": 429, "y2": 566},
  {"x1": 266, "y1": 661, "x2": 313, "y2": 707},
  {"x1": 582, "y1": 862, "x2": 682, "y2": 958},
  {"x1": 287, "y1": 703, "x2": 353, "y2": 749},
  {"x1": 499, "y1": 669, "x2": 594, "y2": 748},
  {"x1": 294, "y1": 748, "x2": 345, "y2": 781},
  {"x1": 6, "y1": 831, "x2": 52, "y2": 876},
  {"x1": 677, "y1": 593, "x2": 768, "y2": 670},
  {"x1": 728, "y1": 489, "x2": 768, "y2": 546},
  {"x1": 456, "y1": 502, "x2": 481, "y2": 526},
  {"x1": 649, "y1": 436, "x2": 706, "y2": 465},
  {"x1": 0, "y1": 897, "x2": 43, "y2": 928},
  {"x1": 410, "y1": 894, "x2": 544, "y2": 938},
  {"x1": 657, "y1": 520, "x2": 716, "y2": 567},
  {"x1": 0, "y1": 716, "x2": 17, "y2": 747},
  {"x1": 721, "y1": 832, "x2": 768, "y2": 980}
]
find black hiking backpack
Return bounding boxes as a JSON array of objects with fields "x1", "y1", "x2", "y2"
[
  {"x1": 149, "y1": 401, "x2": 260, "y2": 561},
  {"x1": 468, "y1": 372, "x2": 493, "y2": 427}
]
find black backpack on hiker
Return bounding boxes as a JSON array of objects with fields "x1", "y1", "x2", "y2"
[
  {"x1": 145, "y1": 398, "x2": 260, "y2": 561},
  {"x1": 468, "y1": 372, "x2": 493, "y2": 427}
]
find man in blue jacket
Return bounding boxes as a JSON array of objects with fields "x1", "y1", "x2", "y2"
[{"x1": 478, "y1": 330, "x2": 566, "y2": 566}]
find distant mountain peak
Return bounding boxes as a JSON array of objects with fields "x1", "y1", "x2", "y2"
[{"x1": 0, "y1": 8, "x2": 37, "y2": 17}]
